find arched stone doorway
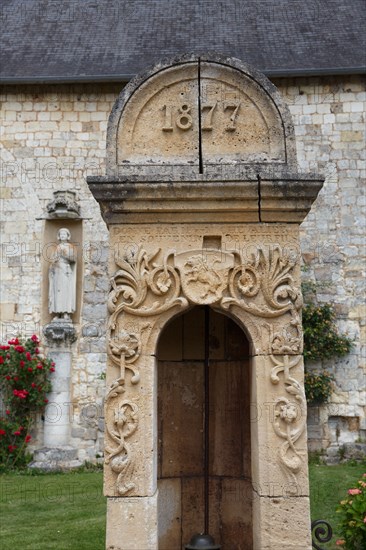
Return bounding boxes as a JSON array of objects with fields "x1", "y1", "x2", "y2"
[
  {"x1": 157, "y1": 307, "x2": 252, "y2": 548},
  {"x1": 88, "y1": 53, "x2": 324, "y2": 549}
]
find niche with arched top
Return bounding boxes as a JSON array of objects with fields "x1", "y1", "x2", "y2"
[{"x1": 157, "y1": 306, "x2": 253, "y2": 549}]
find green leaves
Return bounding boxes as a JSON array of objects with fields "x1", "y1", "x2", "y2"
[
  {"x1": 304, "y1": 371, "x2": 334, "y2": 405},
  {"x1": 0, "y1": 335, "x2": 54, "y2": 471},
  {"x1": 303, "y1": 303, "x2": 353, "y2": 362},
  {"x1": 336, "y1": 474, "x2": 366, "y2": 549},
  {"x1": 303, "y1": 300, "x2": 353, "y2": 405}
]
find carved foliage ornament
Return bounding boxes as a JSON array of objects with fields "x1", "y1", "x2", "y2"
[
  {"x1": 104, "y1": 323, "x2": 149, "y2": 496},
  {"x1": 270, "y1": 355, "x2": 307, "y2": 488},
  {"x1": 108, "y1": 244, "x2": 302, "y2": 318},
  {"x1": 105, "y1": 244, "x2": 303, "y2": 494}
]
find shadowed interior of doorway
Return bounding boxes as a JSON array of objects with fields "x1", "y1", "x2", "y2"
[{"x1": 157, "y1": 306, "x2": 253, "y2": 549}]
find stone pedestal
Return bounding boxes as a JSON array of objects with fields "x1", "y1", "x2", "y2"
[
  {"x1": 29, "y1": 320, "x2": 81, "y2": 470},
  {"x1": 88, "y1": 54, "x2": 323, "y2": 549}
]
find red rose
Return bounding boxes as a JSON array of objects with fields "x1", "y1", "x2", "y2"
[
  {"x1": 25, "y1": 434, "x2": 31, "y2": 443},
  {"x1": 51, "y1": 362, "x2": 55, "y2": 367},
  {"x1": 28, "y1": 367, "x2": 33, "y2": 372},
  {"x1": 44, "y1": 398, "x2": 48, "y2": 403},
  {"x1": 5, "y1": 375, "x2": 11, "y2": 380},
  {"x1": 5, "y1": 409, "x2": 10, "y2": 415},
  {"x1": 35, "y1": 348, "x2": 39, "y2": 353},
  {"x1": 0, "y1": 357, "x2": 4, "y2": 364},
  {"x1": 15, "y1": 345, "x2": 25, "y2": 353},
  {"x1": 13, "y1": 430, "x2": 21, "y2": 436},
  {"x1": 19, "y1": 360, "x2": 25, "y2": 367},
  {"x1": 26, "y1": 352, "x2": 32, "y2": 361},
  {"x1": 31, "y1": 335, "x2": 39, "y2": 343},
  {"x1": 36, "y1": 364, "x2": 43, "y2": 370},
  {"x1": 0, "y1": 429, "x2": 6, "y2": 436},
  {"x1": 8, "y1": 338, "x2": 19, "y2": 345},
  {"x1": 0, "y1": 345, "x2": 10, "y2": 350},
  {"x1": 31, "y1": 382, "x2": 37, "y2": 388},
  {"x1": 13, "y1": 376, "x2": 19, "y2": 381},
  {"x1": 50, "y1": 367, "x2": 55, "y2": 372},
  {"x1": 8, "y1": 445, "x2": 16, "y2": 452}
]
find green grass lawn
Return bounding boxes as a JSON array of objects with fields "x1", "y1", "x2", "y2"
[
  {"x1": 309, "y1": 462, "x2": 365, "y2": 549},
  {"x1": 0, "y1": 463, "x2": 364, "y2": 549},
  {"x1": 0, "y1": 470, "x2": 106, "y2": 550}
]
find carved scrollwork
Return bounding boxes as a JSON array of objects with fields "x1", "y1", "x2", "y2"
[
  {"x1": 104, "y1": 244, "x2": 304, "y2": 494},
  {"x1": 108, "y1": 247, "x2": 188, "y2": 318},
  {"x1": 105, "y1": 395, "x2": 139, "y2": 495},
  {"x1": 108, "y1": 244, "x2": 301, "y2": 319},
  {"x1": 105, "y1": 323, "x2": 149, "y2": 494},
  {"x1": 270, "y1": 355, "x2": 307, "y2": 486},
  {"x1": 108, "y1": 327, "x2": 146, "y2": 385},
  {"x1": 222, "y1": 245, "x2": 302, "y2": 318}
]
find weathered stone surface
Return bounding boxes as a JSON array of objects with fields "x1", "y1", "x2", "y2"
[
  {"x1": 0, "y1": 72, "x2": 363, "y2": 470},
  {"x1": 2, "y1": 52, "x2": 364, "y2": 548},
  {"x1": 252, "y1": 495, "x2": 312, "y2": 549},
  {"x1": 28, "y1": 446, "x2": 82, "y2": 471},
  {"x1": 89, "y1": 54, "x2": 322, "y2": 225},
  {"x1": 106, "y1": 494, "x2": 158, "y2": 550},
  {"x1": 88, "y1": 55, "x2": 319, "y2": 549}
]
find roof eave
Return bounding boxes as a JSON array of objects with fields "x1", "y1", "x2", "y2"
[{"x1": 1, "y1": 67, "x2": 365, "y2": 85}]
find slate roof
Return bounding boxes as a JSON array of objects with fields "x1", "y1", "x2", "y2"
[{"x1": 1, "y1": 0, "x2": 365, "y2": 83}]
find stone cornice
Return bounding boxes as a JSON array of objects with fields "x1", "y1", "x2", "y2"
[{"x1": 88, "y1": 175, "x2": 323, "y2": 224}]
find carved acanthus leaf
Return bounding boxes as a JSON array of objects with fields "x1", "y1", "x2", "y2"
[
  {"x1": 222, "y1": 246, "x2": 302, "y2": 318},
  {"x1": 108, "y1": 247, "x2": 188, "y2": 318},
  {"x1": 108, "y1": 245, "x2": 301, "y2": 320}
]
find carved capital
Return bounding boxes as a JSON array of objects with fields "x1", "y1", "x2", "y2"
[
  {"x1": 46, "y1": 190, "x2": 81, "y2": 219},
  {"x1": 43, "y1": 320, "x2": 77, "y2": 347}
]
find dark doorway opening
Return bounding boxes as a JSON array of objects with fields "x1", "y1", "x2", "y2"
[{"x1": 157, "y1": 306, "x2": 253, "y2": 549}]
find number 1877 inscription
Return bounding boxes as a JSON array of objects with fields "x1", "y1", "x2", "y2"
[{"x1": 161, "y1": 101, "x2": 241, "y2": 132}]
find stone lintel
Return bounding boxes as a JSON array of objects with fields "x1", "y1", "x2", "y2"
[{"x1": 88, "y1": 176, "x2": 323, "y2": 225}]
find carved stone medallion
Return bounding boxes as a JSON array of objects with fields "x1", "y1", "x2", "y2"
[{"x1": 175, "y1": 250, "x2": 235, "y2": 304}]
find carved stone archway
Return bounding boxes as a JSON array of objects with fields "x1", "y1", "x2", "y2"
[{"x1": 88, "y1": 54, "x2": 324, "y2": 550}]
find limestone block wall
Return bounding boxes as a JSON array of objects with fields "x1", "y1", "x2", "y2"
[
  {"x1": 273, "y1": 76, "x2": 365, "y2": 451},
  {"x1": 0, "y1": 75, "x2": 364, "y2": 459}
]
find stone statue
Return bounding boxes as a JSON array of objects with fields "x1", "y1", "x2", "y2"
[{"x1": 49, "y1": 227, "x2": 77, "y2": 320}]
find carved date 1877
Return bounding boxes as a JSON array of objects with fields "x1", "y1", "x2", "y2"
[{"x1": 161, "y1": 101, "x2": 241, "y2": 132}]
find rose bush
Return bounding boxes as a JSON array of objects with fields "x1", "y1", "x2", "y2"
[
  {"x1": 0, "y1": 335, "x2": 54, "y2": 470},
  {"x1": 336, "y1": 473, "x2": 366, "y2": 549}
]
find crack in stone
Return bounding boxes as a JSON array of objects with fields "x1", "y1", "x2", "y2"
[{"x1": 257, "y1": 173, "x2": 262, "y2": 222}]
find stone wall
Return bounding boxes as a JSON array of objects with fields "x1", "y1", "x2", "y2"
[
  {"x1": 0, "y1": 75, "x2": 364, "y2": 460},
  {"x1": 273, "y1": 76, "x2": 365, "y2": 454}
]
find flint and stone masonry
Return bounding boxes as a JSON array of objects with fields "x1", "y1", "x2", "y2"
[{"x1": 87, "y1": 54, "x2": 323, "y2": 549}]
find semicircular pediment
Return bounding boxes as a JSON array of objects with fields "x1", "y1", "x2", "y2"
[{"x1": 106, "y1": 53, "x2": 297, "y2": 174}]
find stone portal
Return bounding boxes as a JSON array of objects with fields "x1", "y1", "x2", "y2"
[{"x1": 88, "y1": 54, "x2": 324, "y2": 550}]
